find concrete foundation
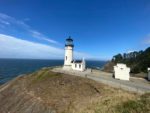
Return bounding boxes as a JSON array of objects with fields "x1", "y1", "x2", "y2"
[{"x1": 63, "y1": 65, "x2": 72, "y2": 70}]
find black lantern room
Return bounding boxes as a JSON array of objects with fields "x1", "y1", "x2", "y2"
[{"x1": 65, "y1": 36, "x2": 74, "y2": 47}]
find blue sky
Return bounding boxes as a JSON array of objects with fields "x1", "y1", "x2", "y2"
[{"x1": 0, "y1": 0, "x2": 150, "y2": 60}]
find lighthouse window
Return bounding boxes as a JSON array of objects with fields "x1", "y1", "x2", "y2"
[
  {"x1": 79, "y1": 64, "x2": 81, "y2": 68},
  {"x1": 66, "y1": 56, "x2": 67, "y2": 60}
]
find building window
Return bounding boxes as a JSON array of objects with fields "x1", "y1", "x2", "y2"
[
  {"x1": 79, "y1": 64, "x2": 81, "y2": 68},
  {"x1": 75, "y1": 64, "x2": 77, "y2": 68},
  {"x1": 66, "y1": 56, "x2": 67, "y2": 60}
]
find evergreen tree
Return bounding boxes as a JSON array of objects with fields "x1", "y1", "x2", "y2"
[{"x1": 112, "y1": 47, "x2": 150, "y2": 73}]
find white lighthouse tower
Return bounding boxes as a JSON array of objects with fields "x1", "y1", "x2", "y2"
[{"x1": 63, "y1": 36, "x2": 74, "y2": 70}]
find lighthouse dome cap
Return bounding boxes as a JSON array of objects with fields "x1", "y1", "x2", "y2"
[{"x1": 66, "y1": 36, "x2": 73, "y2": 41}]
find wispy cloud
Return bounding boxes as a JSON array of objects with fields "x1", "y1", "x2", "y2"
[
  {"x1": 0, "y1": 34, "x2": 63, "y2": 59},
  {"x1": 74, "y1": 51, "x2": 96, "y2": 60},
  {"x1": 0, "y1": 34, "x2": 93, "y2": 59},
  {"x1": 0, "y1": 13, "x2": 59, "y2": 45},
  {"x1": 142, "y1": 34, "x2": 150, "y2": 44},
  {"x1": 29, "y1": 30, "x2": 58, "y2": 44},
  {"x1": 127, "y1": 50, "x2": 134, "y2": 53},
  {"x1": 0, "y1": 13, "x2": 96, "y2": 59}
]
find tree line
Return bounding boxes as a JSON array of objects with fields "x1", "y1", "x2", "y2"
[{"x1": 111, "y1": 47, "x2": 150, "y2": 73}]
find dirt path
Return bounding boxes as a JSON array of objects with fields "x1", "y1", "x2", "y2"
[{"x1": 52, "y1": 67, "x2": 150, "y2": 94}]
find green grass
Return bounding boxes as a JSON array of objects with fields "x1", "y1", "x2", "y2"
[
  {"x1": 37, "y1": 72, "x2": 61, "y2": 80},
  {"x1": 30, "y1": 68, "x2": 62, "y2": 83},
  {"x1": 116, "y1": 93, "x2": 150, "y2": 113}
]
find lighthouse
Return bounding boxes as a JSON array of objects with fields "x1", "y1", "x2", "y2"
[
  {"x1": 63, "y1": 36, "x2": 74, "y2": 70},
  {"x1": 63, "y1": 36, "x2": 86, "y2": 71}
]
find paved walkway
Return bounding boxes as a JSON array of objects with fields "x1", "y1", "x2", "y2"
[{"x1": 52, "y1": 67, "x2": 150, "y2": 94}]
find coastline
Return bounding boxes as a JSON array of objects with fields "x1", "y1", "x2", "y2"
[{"x1": 0, "y1": 59, "x2": 107, "y2": 85}]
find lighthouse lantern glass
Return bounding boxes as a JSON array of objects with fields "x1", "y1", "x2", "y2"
[
  {"x1": 66, "y1": 40, "x2": 73, "y2": 45},
  {"x1": 65, "y1": 38, "x2": 74, "y2": 47}
]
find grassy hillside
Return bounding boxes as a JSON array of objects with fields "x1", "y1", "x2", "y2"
[{"x1": 0, "y1": 67, "x2": 149, "y2": 113}]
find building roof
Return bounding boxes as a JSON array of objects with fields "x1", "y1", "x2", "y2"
[
  {"x1": 66, "y1": 36, "x2": 73, "y2": 41},
  {"x1": 72, "y1": 60, "x2": 82, "y2": 63}
]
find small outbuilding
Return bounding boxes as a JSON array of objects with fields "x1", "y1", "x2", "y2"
[
  {"x1": 71, "y1": 59, "x2": 86, "y2": 71},
  {"x1": 114, "y1": 63, "x2": 130, "y2": 81},
  {"x1": 148, "y1": 68, "x2": 150, "y2": 80}
]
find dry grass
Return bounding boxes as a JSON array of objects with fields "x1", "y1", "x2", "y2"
[
  {"x1": 26, "y1": 68, "x2": 140, "y2": 113},
  {"x1": 0, "y1": 67, "x2": 149, "y2": 113},
  {"x1": 78, "y1": 87, "x2": 138, "y2": 113},
  {"x1": 116, "y1": 93, "x2": 150, "y2": 113}
]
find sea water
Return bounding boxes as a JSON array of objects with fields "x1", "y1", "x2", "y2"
[{"x1": 0, "y1": 59, "x2": 107, "y2": 84}]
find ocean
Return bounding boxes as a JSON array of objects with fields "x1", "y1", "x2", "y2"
[{"x1": 0, "y1": 59, "x2": 107, "y2": 84}]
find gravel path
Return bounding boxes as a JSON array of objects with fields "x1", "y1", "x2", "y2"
[{"x1": 52, "y1": 67, "x2": 150, "y2": 94}]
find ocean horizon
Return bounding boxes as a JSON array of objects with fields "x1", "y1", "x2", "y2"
[{"x1": 0, "y1": 58, "x2": 107, "y2": 84}]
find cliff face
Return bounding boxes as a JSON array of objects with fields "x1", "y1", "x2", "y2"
[{"x1": 0, "y1": 68, "x2": 103, "y2": 113}]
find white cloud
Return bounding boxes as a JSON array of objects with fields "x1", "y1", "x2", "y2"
[
  {"x1": 0, "y1": 13, "x2": 96, "y2": 59},
  {"x1": 23, "y1": 18, "x2": 30, "y2": 22},
  {"x1": 127, "y1": 50, "x2": 134, "y2": 53},
  {"x1": 0, "y1": 34, "x2": 63, "y2": 59},
  {"x1": 29, "y1": 30, "x2": 58, "y2": 44},
  {"x1": 143, "y1": 39, "x2": 150, "y2": 44},
  {"x1": 142, "y1": 34, "x2": 150, "y2": 44},
  {"x1": 74, "y1": 51, "x2": 94, "y2": 59},
  {"x1": 0, "y1": 34, "x2": 93, "y2": 59},
  {"x1": 0, "y1": 19, "x2": 10, "y2": 25},
  {"x1": 0, "y1": 13, "x2": 59, "y2": 45}
]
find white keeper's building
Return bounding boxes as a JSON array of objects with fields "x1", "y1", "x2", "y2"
[
  {"x1": 63, "y1": 37, "x2": 86, "y2": 71},
  {"x1": 114, "y1": 63, "x2": 130, "y2": 81}
]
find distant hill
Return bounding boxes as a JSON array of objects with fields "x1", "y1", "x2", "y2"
[{"x1": 103, "y1": 47, "x2": 150, "y2": 74}]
